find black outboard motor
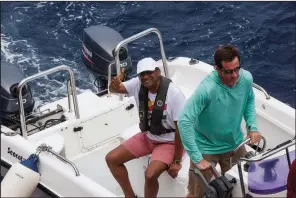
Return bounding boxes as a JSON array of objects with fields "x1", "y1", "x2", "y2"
[
  {"x1": 0, "y1": 63, "x2": 35, "y2": 128},
  {"x1": 82, "y1": 25, "x2": 133, "y2": 92}
]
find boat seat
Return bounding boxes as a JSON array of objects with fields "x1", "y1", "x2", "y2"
[
  {"x1": 121, "y1": 124, "x2": 262, "y2": 196},
  {"x1": 121, "y1": 124, "x2": 192, "y2": 190},
  {"x1": 247, "y1": 150, "x2": 296, "y2": 195},
  {"x1": 120, "y1": 124, "x2": 222, "y2": 184}
]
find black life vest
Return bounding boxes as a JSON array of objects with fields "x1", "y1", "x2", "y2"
[{"x1": 138, "y1": 76, "x2": 175, "y2": 135}]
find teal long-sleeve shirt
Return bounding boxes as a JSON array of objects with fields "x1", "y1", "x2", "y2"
[{"x1": 178, "y1": 69, "x2": 258, "y2": 164}]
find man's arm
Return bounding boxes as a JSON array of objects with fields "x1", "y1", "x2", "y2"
[
  {"x1": 173, "y1": 121, "x2": 183, "y2": 162},
  {"x1": 169, "y1": 90, "x2": 186, "y2": 162},
  {"x1": 244, "y1": 86, "x2": 262, "y2": 143},
  {"x1": 178, "y1": 85, "x2": 209, "y2": 164},
  {"x1": 109, "y1": 68, "x2": 128, "y2": 94},
  {"x1": 167, "y1": 120, "x2": 184, "y2": 178},
  {"x1": 167, "y1": 90, "x2": 186, "y2": 178},
  {"x1": 243, "y1": 87, "x2": 258, "y2": 132},
  {"x1": 243, "y1": 72, "x2": 261, "y2": 144},
  {"x1": 109, "y1": 78, "x2": 127, "y2": 94}
]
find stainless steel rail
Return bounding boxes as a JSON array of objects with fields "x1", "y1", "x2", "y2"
[
  {"x1": 252, "y1": 83, "x2": 271, "y2": 100},
  {"x1": 237, "y1": 139, "x2": 295, "y2": 197},
  {"x1": 240, "y1": 139, "x2": 295, "y2": 162},
  {"x1": 67, "y1": 79, "x2": 72, "y2": 112},
  {"x1": 18, "y1": 65, "x2": 80, "y2": 139},
  {"x1": 37, "y1": 143, "x2": 80, "y2": 176},
  {"x1": 48, "y1": 147, "x2": 80, "y2": 176},
  {"x1": 233, "y1": 138, "x2": 251, "y2": 154},
  {"x1": 113, "y1": 28, "x2": 169, "y2": 100},
  {"x1": 107, "y1": 62, "x2": 113, "y2": 97}
]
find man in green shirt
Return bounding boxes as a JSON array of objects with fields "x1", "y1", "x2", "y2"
[{"x1": 178, "y1": 45, "x2": 262, "y2": 198}]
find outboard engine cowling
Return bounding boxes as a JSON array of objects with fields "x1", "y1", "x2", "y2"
[
  {"x1": 82, "y1": 25, "x2": 133, "y2": 92},
  {"x1": 0, "y1": 63, "x2": 35, "y2": 126}
]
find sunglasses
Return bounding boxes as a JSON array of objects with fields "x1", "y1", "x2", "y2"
[
  {"x1": 220, "y1": 66, "x2": 241, "y2": 75},
  {"x1": 138, "y1": 70, "x2": 154, "y2": 77}
]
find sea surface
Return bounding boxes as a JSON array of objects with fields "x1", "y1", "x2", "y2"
[{"x1": 1, "y1": 2, "x2": 295, "y2": 108}]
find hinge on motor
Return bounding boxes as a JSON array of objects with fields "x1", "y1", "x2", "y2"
[{"x1": 73, "y1": 126, "x2": 83, "y2": 132}]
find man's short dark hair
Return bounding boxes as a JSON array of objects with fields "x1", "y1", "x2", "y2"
[{"x1": 214, "y1": 45, "x2": 240, "y2": 69}]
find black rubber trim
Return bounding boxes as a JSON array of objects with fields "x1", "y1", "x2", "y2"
[
  {"x1": 96, "y1": 89, "x2": 108, "y2": 97},
  {"x1": 1, "y1": 159, "x2": 59, "y2": 197}
]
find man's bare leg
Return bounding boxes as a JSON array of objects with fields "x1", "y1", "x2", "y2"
[
  {"x1": 144, "y1": 160, "x2": 168, "y2": 198},
  {"x1": 105, "y1": 145, "x2": 137, "y2": 197}
]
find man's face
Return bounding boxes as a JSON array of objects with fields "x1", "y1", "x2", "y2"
[
  {"x1": 216, "y1": 57, "x2": 240, "y2": 87},
  {"x1": 138, "y1": 69, "x2": 160, "y2": 89}
]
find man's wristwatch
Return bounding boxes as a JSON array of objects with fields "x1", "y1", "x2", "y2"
[{"x1": 174, "y1": 160, "x2": 181, "y2": 165}]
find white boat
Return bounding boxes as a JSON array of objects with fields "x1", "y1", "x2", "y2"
[{"x1": 1, "y1": 27, "x2": 295, "y2": 198}]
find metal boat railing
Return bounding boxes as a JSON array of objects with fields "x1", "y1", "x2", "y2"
[
  {"x1": 108, "y1": 28, "x2": 272, "y2": 103},
  {"x1": 252, "y1": 83, "x2": 271, "y2": 100},
  {"x1": 18, "y1": 65, "x2": 80, "y2": 139},
  {"x1": 36, "y1": 143, "x2": 80, "y2": 176},
  {"x1": 236, "y1": 138, "x2": 295, "y2": 197},
  {"x1": 107, "y1": 62, "x2": 113, "y2": 97},
  {"x1": 111, "y1": 28, "x2": 169, "y2": 101}
]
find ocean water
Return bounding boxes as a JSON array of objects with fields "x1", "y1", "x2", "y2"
[{"x1": 1, "y1": 1, "x2": 295, "y2": 108}]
